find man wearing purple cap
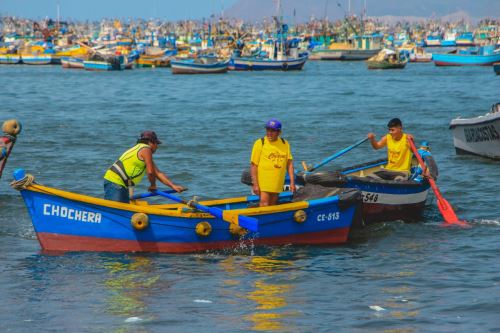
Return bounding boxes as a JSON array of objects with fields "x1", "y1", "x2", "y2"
[
  {"x1": 103, "y1": 131, "x2": 185, "y2": 203},
  {"x1": 250, "y1": 119, "x2": 296, "y2": 206}
]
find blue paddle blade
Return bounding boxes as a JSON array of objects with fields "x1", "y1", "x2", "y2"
[
  {"x1": 236, "y1": 215, "x2": 259, "y2": 232},
  {"x1": 155, "y1": 189, "x2": 259, "y2": 232}
]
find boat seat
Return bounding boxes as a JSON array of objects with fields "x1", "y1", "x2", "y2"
[
  {"x1": 291, "y1": 184, "x2": 341, "y2": 202},
  {"x1": 366, "y1": 169, "x2": 409, "y2": 181}
]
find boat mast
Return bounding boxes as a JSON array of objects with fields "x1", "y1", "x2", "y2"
[
  {"x1": 56, "y1": 1, "x2": 60, "y2": 31},
  {"x1": 276, "y1": 0, "x2": 284, "y2": 60},
  {"x1": 323, "y1": 0, "x2": 329, "y2": 44}
]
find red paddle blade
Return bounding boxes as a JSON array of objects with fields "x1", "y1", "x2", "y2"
[{"x1": 436, "y1": 197, "x2": 469, "y2": 227}]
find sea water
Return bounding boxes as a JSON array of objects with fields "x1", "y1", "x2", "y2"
[{"x1": 0, "y1": 62, "x2": 499, "y2": 332}]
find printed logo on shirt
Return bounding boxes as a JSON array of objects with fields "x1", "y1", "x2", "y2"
[{"x1": 268, "y1": 152, "x2": 287, "y2": 168}]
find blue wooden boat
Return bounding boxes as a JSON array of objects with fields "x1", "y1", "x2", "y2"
[
  {"x1": 298, "y1": 159, "x2": 432, "y2": 225},
  {"x1": 229, "y1": 55, "x2": 308, "y2": 71},
  {"x1": 440, "y1": 40, "x2": 457, "y2": 47},
  {"x1": 12, "y1": 171, "x2": 361, "y2": 253},
  {"x1": 0, "y1": 54, "x2": 21, "y2": 64},
  {"x1": 243, "y1": 158, "x2": 432, "y2": 226},
  {"x1": 83, "y1": 55, "x2": 125, "y2": 71},
  {"x1": 494, "y1": 62, "x2": 500, "y2": 75},
  {"x1": 433, "y1": 46, "x2": 500, "y2": 66},
  {"x1": 441, "y1": 32, "x2": 457, "y2": 47},
  {"x1": 170, "y1": 58, "x2": 229, "y2": 74},
  {"x1": 61, "y1": 57, "x2": 85, "y2": 69},
  {"x1": 455, "y1": 32, "x2": 475, "y2": 47},
  {"x1": 424, "y1": 35, "x2": 442, "y2": 47},
  {"x1": 20, "y1": 54, "x2": 52, "y2": 65}
]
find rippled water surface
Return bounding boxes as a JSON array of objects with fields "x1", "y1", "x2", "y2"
[{"x1": 1, "y1": 62, "x2": 499, "y2": 332}]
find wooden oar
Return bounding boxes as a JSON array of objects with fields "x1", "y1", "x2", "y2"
[
  {"x1": 408, "y1": 138, "x2": 468, "y2": 227},
  {"x1": 153, "y1": 189, "x2": 259, "y2": 232},
  {"x1": 303, "y1": 137, "x2": 369, "y2": 172},
  {"x1": 131, "y1": 189, "x2": 177, "y2": 200},
  {"x1": 0, "y1": 135, "x2": 17, "y2": 179}
]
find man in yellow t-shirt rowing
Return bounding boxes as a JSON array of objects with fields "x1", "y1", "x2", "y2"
[
  {"x1": 367, "y1": 118, "x2": 414, "y2": 181},
  {"x1": 250, "y1": 119, "x2": 296, "y2": 207}
]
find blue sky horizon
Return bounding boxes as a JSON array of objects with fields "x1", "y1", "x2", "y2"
[{"x1": 1, "y1": 0, "x2": 239, "y2": 21}]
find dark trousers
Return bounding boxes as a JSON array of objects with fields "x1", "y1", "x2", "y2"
[{"x1": 104, "y1": 179, "x2": 130, "y2": 203}]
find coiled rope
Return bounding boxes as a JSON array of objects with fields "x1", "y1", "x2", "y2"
[{"x1": 10, "y1": 174, "x2": 35, "y2": 190}]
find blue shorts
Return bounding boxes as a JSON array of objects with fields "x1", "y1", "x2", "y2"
[{"x1": 103, "y1": 179, "x2": 130, "y2": 203}]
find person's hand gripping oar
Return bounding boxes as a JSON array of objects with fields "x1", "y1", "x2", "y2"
[{"x1": 408, "y1": 137, "x2": 469, "y2": 227}]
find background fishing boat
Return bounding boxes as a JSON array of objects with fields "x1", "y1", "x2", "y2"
[
  {"x1": 83, "y1": 54, "x2": 125, "y2": 71},
  {"x1": 367, "y1": 49, "x2": 408, "y2": 69},
  {"x1": 20, "y1": 54, "x2": 52, "y2": 65},
  {"x1": 229, "y1": 54, "x2": 307, "y2": 71},
  {"x1": 171, "y1": 57, "x2": 228, "y2": 74},
  {"x1": 441, "y1": 31, "x2": 457, "y2": 47},
  {"x1": 136, "y1": 55, "x2": 171, "y2": 68},
  {"x1": 433, "y1": 45, "x2": 500, "y2": 66},
  {"x1": 0, "y1": 54, "x2": 21, "y2": 64},
  {"x1": 424, "y1": 35, "x2": 442, "y2": 47},
  {"x1": 449, "y1": 103, "x2": 500, "y2": 160},
  {"x1": 456, "y1": 32, "x2": 475, "y2": 47},
  {"x1": 61, "y1": 57, "x2": 85, "y2": 69},
  {"x1": 12, "y1": 171, "x2": 361, "y2": 253},
  {"x1": 409, "y1": 46, "x2": 432, "y2": 62},
  {"x1": 230, "y1": 37, "x2": 308, "y2": 71},
  {"x1": 310, "y1": 35, "x2": 383, "y2": 61}
]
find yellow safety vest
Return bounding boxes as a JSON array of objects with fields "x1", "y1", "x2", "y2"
[
  {"x1": 386, "y1": 133, "x2": 412, "y2": 172},
  {"x1": 104, "y1": 143, "x2": 150, "y2": 187}
]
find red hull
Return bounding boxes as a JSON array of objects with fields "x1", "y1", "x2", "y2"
[
  {"x1": 36, "y1": 227, "x2": 351, "y2": 253},
  {"x1": 434, "y1": 60, "x2": 495, "y2": 66},
  {"x1": 357, "y1": 202, "x2": 426, "y2": 226},
  {"x1": 410, "y1": 59, "x2": 432, "y2": 63}
]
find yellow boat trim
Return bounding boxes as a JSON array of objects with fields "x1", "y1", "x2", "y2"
[
  {"x1": 143, "y1": 196, "x2": 249, "y2": 210},
  {"x1": 327, "y1": 42, "x2": 351, "y2": 50},
  {"x1": 28, "y1": 184, "x2": 211, "y2": 218},
  {"x1": 224, "y1": 201, "x2": 309, "y2": 217},
  {"x1": 26, "y1": 184, "x2": 310, "y2": 222},
  {"x1": 199, "y1": 196, "x2": 249, "y2": 206}
]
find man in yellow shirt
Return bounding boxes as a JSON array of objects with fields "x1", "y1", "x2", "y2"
[
  {"x1": 250, "y1": 119, "x2": 296, "y2": 206},
  {"x1": 103, "y1": 131, "x2": 185, "y2": 203},
  {"x1": 367, "y1": 118, "x2": 414, "y2": 181}
]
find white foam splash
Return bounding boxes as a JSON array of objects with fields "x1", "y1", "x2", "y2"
[
  {"x1": 369, "y1": 305, "x2": 386, "y2": 311},
  {"x1": 194, "y1": 299, "x2": 213, "y2": 303},
  {"x1": 124, "y1": 317, "x2": 142, "y2": 323},
  {"x1": 474, "y1": 219, "x2": 500, "y2": 226}
]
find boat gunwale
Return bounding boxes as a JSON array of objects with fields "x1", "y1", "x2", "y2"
[
  {"x1": 232, "y1": 55, "x2": 308, "y2": 64},
  {"x1": 24, "y1": 184, "x2": 347, "y2": 218},
  {"x1": 449, "y1": 111, "x2": 500, "y2": 127}
]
